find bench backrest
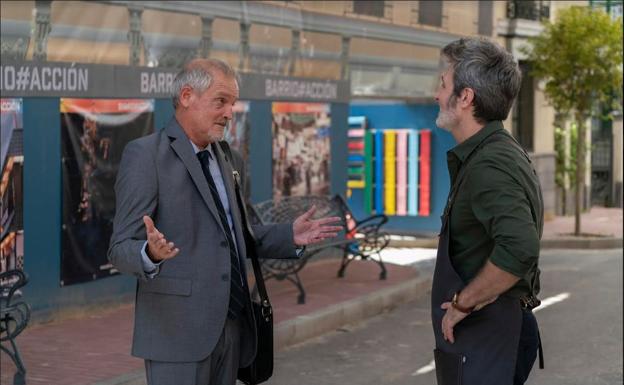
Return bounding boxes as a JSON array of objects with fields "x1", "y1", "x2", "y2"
[{"x1": 254, "y1": 196, "x2": 344, "y2": 224}]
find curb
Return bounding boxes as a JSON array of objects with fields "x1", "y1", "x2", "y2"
[
  {"x1": 275, "y1": 273, "x2": 432, "y2": 350},
  {"x1": 540, "y1": 237, "x2": 623, "y2": 249},
  {"x1": 92, "y1": 273, "x2": 432, "y2": 385},
  {"x1": 388, "y1": 238, "x2": 439, "y2": 248},
  {"x1": 93, "y1": 371, "x2": 144, "y2": 385},
  {"x1": 389, "y1": 237, "x2": 623, "y2": 250}
]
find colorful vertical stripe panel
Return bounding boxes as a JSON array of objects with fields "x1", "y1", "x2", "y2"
[
  {"x1": 418, "y1": 130, "x2": 431, "y2": 216},
  {"x1": 347, "y1": 116, "x2": 367, "y2": 192},
  {"x1": 362, "y1": 127, "x2": 431, "y2": 217},
  {"x1": 396, "y1": 131, "x2": 408, "y2": 216},
  {"x1": 384, "y1": 131, "x2": 396, "y2": 215},
  {"x1": 408, "y1": 129, "x2": 419, "y2": 216},
  {"x1": 364, "y1": 130, "x2": 373, "y2": 213},
  {"x1": 374, "y1": 130, "x2": 384, "y2": 214}
]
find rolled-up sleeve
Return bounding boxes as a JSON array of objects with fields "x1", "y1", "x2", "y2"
[{"x1": 467, "y1": 159, "x2": 539, "y2": 278}]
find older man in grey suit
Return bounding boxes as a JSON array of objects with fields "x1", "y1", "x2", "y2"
[{"x1": 108, "y1": 58, "x2": 341, "y2": 385}]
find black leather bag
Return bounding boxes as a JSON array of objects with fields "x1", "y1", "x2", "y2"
[
  {"x1": 237, "y1": 279, "x2": 273, "y2": 384},
  {"x1": 221, "y1": 141, "x2": 274, "y2": 385}
]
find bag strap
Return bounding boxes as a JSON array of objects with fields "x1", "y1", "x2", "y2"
[{"x1": 219, "y1": 141, "x2": 272, "y2": 309}]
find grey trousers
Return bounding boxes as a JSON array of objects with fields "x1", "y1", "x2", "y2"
[{"x1": 145, "y1": 317, "x2": 241, "y2": 385}]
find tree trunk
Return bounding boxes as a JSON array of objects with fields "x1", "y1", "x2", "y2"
[{"x1": 574, "y1": 115, "x2": 586, "y2": 236}]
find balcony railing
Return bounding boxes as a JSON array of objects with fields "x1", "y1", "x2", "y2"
[{"x1": 507, "y1": 0, "x2": 550, "y2": 21}]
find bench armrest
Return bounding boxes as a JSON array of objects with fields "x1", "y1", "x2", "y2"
[{"x1": 0, "y1": 270, "x2": 28, "y2": 304}]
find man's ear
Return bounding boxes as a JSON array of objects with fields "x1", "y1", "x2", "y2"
[
  {"x1": 459, "y1": 88, "x2": 475, "y2": 108},
  {"x1": 178, "y1": 85, "x2": 194, "y2": 108}
]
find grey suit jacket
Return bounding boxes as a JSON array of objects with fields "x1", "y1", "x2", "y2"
[{"x1": 108, "y1": 118, "x2": 296, "y2": 365}]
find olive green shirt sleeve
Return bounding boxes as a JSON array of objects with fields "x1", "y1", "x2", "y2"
[{"x1": 466, "y1": 157, "x2": 540, "y2": 278}]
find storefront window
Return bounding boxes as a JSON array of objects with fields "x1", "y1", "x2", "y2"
[
  {"x1": 1, "y1": 1, "x2": 35, "y2": 61},
  {"x1": 49, "y1": 1, "x2": 130, "y2": 65},
  {"x1": 142, "y1": 9, "x2": 201, "y2": 68}
]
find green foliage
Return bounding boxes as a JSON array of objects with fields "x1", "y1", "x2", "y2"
[
  {"x1": 554, "y1": 123, "x2": 577, "y2": 189},
  {"x1": 524, "y1": 6, "x2": 623, "y2": 119},
  {"x1": 523, "y1": 6, "x2": 622, "y2": 230}
]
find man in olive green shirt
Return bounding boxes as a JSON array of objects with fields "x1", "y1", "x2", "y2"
[
  {"x1": 431, "y1": 37, "x2": 543, "y2": 385},
  {"x1": 446, "y1": 120, "x2": 543, "y2": 300}
]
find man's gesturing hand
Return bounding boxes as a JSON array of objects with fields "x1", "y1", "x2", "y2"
[
  {"x1": 293, "y1": 205, "x2": 343, "y2": 246},
  {"x1": 143, "y1": 216, "x2": 179, "y2": 262}
]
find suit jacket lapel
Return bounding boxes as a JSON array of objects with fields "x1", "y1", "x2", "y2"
[
  {"x1": 165, "y1": 119, "x2": 227, "y2": 236},
  {"x1": 212, "y1": 142, "x2": 247, "y2": 259}
]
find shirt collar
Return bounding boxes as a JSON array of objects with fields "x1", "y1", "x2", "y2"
[
  {"x1": 190, "y1": 140, "x2": 215, "y2": 159},
  {"x1": 449, "y1": 120, "x2": 505, "y2": 163}
]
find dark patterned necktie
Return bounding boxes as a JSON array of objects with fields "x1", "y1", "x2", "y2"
[{"x1": 197, "y1": 150, "x2": 246, "y2": 319}]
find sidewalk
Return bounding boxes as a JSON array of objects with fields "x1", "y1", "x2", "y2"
[
  {"x1": 1, "y1": 207, "x2": 621, "y2": 385},
  {"x1": 389, "y1": 206, "x2": 623, "y2": 249},
  {"x1": 540, "y1": 206, "x2": 623, "y2": 249},
  {"x1": 0, "y1": 259, "x2": 429, "y2": 385}
]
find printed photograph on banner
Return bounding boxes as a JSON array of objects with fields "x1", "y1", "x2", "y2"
[
  {"x1": 225, "y1": 101, "x2": 250, "y2": 157},
  {"x1": 60, "y1": 98, "x2": 154, "y2": 286},
  {"x1": 272, "y1": 102, "x2": 331, "y2": 200},
  {"x1": 0, "y1": 99, "x2": 24, "y2": 277},
  {"x1": 224, "y1": 101, "x2": 251, "y2": 197}
]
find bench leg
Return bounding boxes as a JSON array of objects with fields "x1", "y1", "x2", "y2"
[
  {"x1": 284, "y1": 273, "x2": 306, "y2": 304},
  {"x1": 271, "y1": 272, "x2": 307, "y2": 304},
  {"x1": 338, "y1": 251, "x2": 388, "y2": 280},
  {"x1": 375, "y1": 254, "x2": 387, "y2": 280},
  {"x1": 337, "y1": 251, "x2": 356, "y2": 278},
  {"x1": 1, "y1": 338, "x2": 27, "y2": 385}
]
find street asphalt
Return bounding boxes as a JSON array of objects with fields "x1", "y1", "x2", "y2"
[
  {"x1": 93, "y1": 248, "x2": 623, "y2": 385},
  {"x1": 266, "y1": 248, "x2": 623, "y2": 385}
]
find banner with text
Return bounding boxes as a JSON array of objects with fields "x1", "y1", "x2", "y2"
[{"x1": 0, "y1": 61, "x2": 349, "y2": 102}]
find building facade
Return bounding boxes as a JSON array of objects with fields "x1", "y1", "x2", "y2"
[{"x1": 1, "y1": 0, "x2": 570, "y2": 317}]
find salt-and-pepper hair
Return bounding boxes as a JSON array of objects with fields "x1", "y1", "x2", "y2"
[
  {"x1": 441, "y1": 37, "x2": 522, "y2": 124},
  {"x1": 171, "y1": 58, "x2": 238, "y2": 109}
]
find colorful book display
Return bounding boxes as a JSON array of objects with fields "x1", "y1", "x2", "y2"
[{"x1": 348, "y1": 116, "x2": 431, "y2": 217}]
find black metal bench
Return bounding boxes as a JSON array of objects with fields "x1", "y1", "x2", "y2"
[
  {"x1": 250, "y1": 195, "x2": 389, "y2": 304},
  {"x1": 332, "y1": 194, "x2": 390, "y2": 280},
  {"x1": 0, "y1": 269, "x2": 30, "y2": 385}
]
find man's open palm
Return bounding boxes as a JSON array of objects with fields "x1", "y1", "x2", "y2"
[
  {"x1": 143, "y1": 216, "x2": 179, "y2": 262},
  {"x1": 293, "y1": 205, "x2": 343, "y2": 246}
]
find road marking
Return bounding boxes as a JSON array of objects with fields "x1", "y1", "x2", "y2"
[
  {"x1": 412, "y1": 359, "x2": 435, "y2": 375},
  {"x1": 411, "y1": 292, "x2": 570, "y2": 376},
  {"x1": 533, "y1": 292, "x2": 570, "y2": 313}
]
